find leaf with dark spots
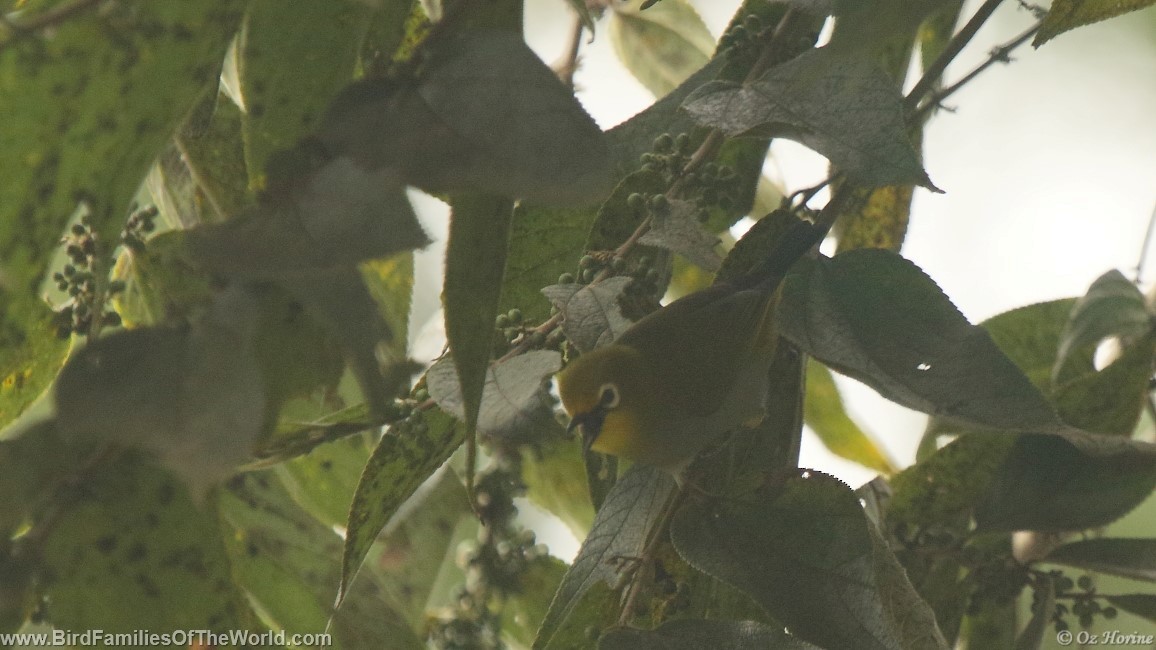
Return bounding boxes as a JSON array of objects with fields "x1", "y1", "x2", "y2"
[{"x1": 638, "y1": 198, "x2": 722, "y2": 271}]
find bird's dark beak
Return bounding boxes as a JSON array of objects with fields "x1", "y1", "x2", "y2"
[{"x1": 567, "y1": 410, "x2": 605, "y2": 452}]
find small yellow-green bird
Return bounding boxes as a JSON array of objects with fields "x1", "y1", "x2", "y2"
[{"x1": 557, "y1": 219, "x2": 820, "y2": 475}]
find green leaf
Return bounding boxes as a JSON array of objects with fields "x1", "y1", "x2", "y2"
[
  {"x1": 1034, "y1": 0, "x2": 1156, "y2": 46},
  {"x1": 501, "y1": 202, "x2": 599, "y2": 325},
  {"x1": 279, "y1": 435, "x2": 374, "y2": 530},
  {"x1": 54, "y1": 287, "x2": 267, "y2": 499},
  {"x1": 523, "y1": 439, "x2": 596, "y2": 538},
  {"x1": 1053, "y1": 331, "x2": 1156, "y2": 435},
  {"x1": 0, "y1": 0, "x2": 243, "y2": 428},
  {"x1": 683, "y1": 48, "x2": 936, "y2": 190},
  {"x1": 975, "y1": 433, "x2": 1156, "y2": 532},
  {"x1": 805, "y1": 358, "x2": 897, "y2": 474},
  {"x1": 239, "y1": 0, "x2": 371, "y2": 186},
  {"x1": 177, "y1": 90, "x2": 254, "y2": 220},
  {"x1": 599, "y1": 619, "x2": 822, "y2": 649},
  {"x1": 1014, "y1": 575, "x2": 1054, "y2": 650},
  {"x1": 777, "y1": 250, "x2": 1060, "y2": 432},
  {"x1": 442, "y1": 193, "x2": 514, "y2": 444},
  {"x1": 1106, "y1": 594, "x2": 1156, "y2": 623},
  {"x1": 338, "y1": 408, "x2": 463, "y2": 606},
  {"x1": 0, "y1": 420, "x2": 91, "y2": 538},
  {"x1": 534, "y1": 466, "x2": 675, "y2": 649},
  {"x1": 373, "y1": 470, "x2": 474, "y2": 629},
  {"x1": 888, "y1": 434, "x2": 1016, "y2": 527},
  {"x1": 503, "y1": 555, "x2": 568, "y2": 648},
  {"x1": 671, "y1": 471, "x2": 947, "y2": 650},
  {"x1": 981, "y1": 299, "x2": 1079, "y2": 393},
  {"x1": 1046, "y1": 538, "x2": 1156, "y2": 582},
  {"x1": 426, "y1": 351, "x2": 563, "y2": 443},
  {"x1": 638, "y1": 198, "x2": 723, "y2": 271},
  {"x1": 319, "y1": 32, "x2": 612, "y2": 205},
  {"x1": 1054, "y1": 269, "x2": 1151, "y2": 385},
  {"x1": 542, "y1": 278, "x2": 635, "y2": 353},
  {"x1": 609, "y1": 0, "x2": 714, "y2": 98},
  {"x1": 220, "y1": 471, "x2": 423, "y2": 649},
  {"x1": 41, "y1": 455, "x2": 251, "y2": 634}
]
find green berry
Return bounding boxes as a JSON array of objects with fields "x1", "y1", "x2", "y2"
[
  {"x1": 579, "y1": 254, "x2": 596, "y2": 269},
  {"x1": 610, "y1": 257, "x2": 626, "y2": 272},
  {"x1": 675, "y1": 133, "x2": 690, "y2": 153},
  {"x1": 626, "y1": 193, "x2": 645, "y2": 210},
  {"x1": 649, "y1": 194, "x2": 669, "y2": 210},
  {"x1": 581, "y1": 268, "x2": 596, "y2": 283},
  {"x1": 1077, "y1": 575, "x2": 1093, "y2": 591},
  {"x1": 744, "y1": 15, "x2": 762, "y2": 31},
  {"x1": 558, "y1": 272, "x2": 575, "y2": 284},
  {"x1": 641, "y1": 162, "x2": 657, "y2": 173},
  {"x1": 70, "y1": 224, "x2": 86, "y2": 236},
  {"x1": 56, "y1": 281, "x2": 69, "y2": 292},
  {"x1": 653, "y1": 133, "x2": 674, "y2": 153},
  {"x1": 414, "y1": 388, "x2": 430, "y2": 402},
  {"x1": 1057, "y1": 576, "x2": 1075, "y2": 593},
  {"x1": 1103, "y1": 606, "x2": 1117, "y2": 619},
  {"x1": 507, "y1": 308, "x2": 523, "y2": 324},
  {"x1": 496, "y1": 314, "x2": 510, "y2": 328}
]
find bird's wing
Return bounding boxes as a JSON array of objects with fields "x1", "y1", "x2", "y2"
[{"x1": 618, "y1": 283, "x2": 774, "y2": 418}]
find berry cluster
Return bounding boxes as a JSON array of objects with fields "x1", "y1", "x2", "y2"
[
  {"x1": 1044, "y1": 571, "x2": 1118, "y2": 632},
  {"x1": 428, "y1": 453, "x2": 548, "y2": 649},
  {"x1": 50, "y1": 218, "x2": 124, "y2": 338},
  {"x1": 718, "y1": 14, "x2": 764, "y2": 58},
  {"x1": 641, "y1": 133, "x2": 738, "y2": 219},
  {"x1": 385, "y1": 389, "x2": 431, "y2": 437},
  {"x1": 120, "y1": 204, "x2": 158, "y2": 254}
]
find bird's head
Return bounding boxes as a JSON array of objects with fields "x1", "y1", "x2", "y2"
[{"x1": 556, "y1": 344, "x2": 657, "y2": 458}]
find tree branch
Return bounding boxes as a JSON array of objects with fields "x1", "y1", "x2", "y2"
[{"x1": 905, "y1": 0, "x2": 1004, "y2": 112}]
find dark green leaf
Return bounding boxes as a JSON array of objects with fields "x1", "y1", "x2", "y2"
[
  {"x1": 975, "y1": 433, "x2": 1156, "y2": 532},
  {"x1": 1014, "y1": 575, "x2": 1054, "y2": 650},
  {"x1": 54, "y1": 287, "x2": 266, "y2": 499},
  {"x1": 869, "y1": 519, "x2": 952, "y2": 650},
  {"x1": 1034, "y1": 0, "x2": 1156, "y2": 46},
  {"x1": 0, "y1": 420, "x2": 91, "y2": 537},
  {"x1": 0, "y1": 0, "x2": 243, "y2": 428},
  {"x1": 41, "y1": 455, "x2": 251, "y2": 634},
  {"x1": 609, "y1": 0, "x2": 714, "y2": 98},
  {"x1": 888, "y1": 434, "x2": 1016, "y2": 527},
  {"x1": 671, "y1": 471, "x2": 946, "y2": 650},
  {"x1": 1046, "y1": 538, "x2": 1156, "y2": 582},
  {"x1": 542, "y1": 278, "x2": 635, "y2": 353},
  {"x1": 280, "y1": 435, "x2": 374, "y2": 529},
  {"x1": 805, "y1": 359, "x2": 897, "y2": 474},
  {"x1": 1053, "y1": 331, "x2": 1156, "y2": 435},
  {"x1": 220, "y1": 471, "x2": 423, "y2": 648},
  {"x1": 338, "y1": 408, "x2": 463, "y2": 606},
  {"x1": 981, "y1": 299, "x2": 1078, "y2": 393},
  {"x1": 177, "y1": 90, "x2": 253, "y2": 219},
  {"x1": 599, "y1": 619, "x2": 822, "y2": 649},
  {"x1": 442, "y1": 193, "x2": 514, "y2": 444},
  {"x1": 239, "y1": 0, "x2": 371, "y2": 183},
  {"x1": 1054, "y1": 269, "x2": 1151, "y2": 385},
  {"x1": 1106, "y1": 594, "x2": 1156, "y2": 623},
  {"x1": 426, "y1": 351, "x2": 563, "y2": 442},
  {"x1": 639, "y1": 198, "x2": 722, "y2": 271},
  {"x1": 319, "y1": 33, "x2": 612, "y2": 205},
  {"x1": 683, "y1": 48, "x2": 935, "y2": 189},
  {"x1": 534, "y1": 466, "x2": 675, "y2": 649},
  {"x1": 777, "y1": 250, "x2": 1060, "y2": 432}
]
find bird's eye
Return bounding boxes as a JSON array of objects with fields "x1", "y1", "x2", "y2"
[{"x1": 598, "y1": 383, "x2": 620, "y2": 409}]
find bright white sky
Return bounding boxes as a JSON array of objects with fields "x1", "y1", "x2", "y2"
[{"x1": 411, "y1": 2, "x2": 1156, "y2": 557}]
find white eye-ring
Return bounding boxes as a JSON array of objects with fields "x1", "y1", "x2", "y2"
[{"x1": 598, "y1": 383, "x2": 620, "y2": 409}]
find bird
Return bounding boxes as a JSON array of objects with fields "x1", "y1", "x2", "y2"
[{"x1": 556, "y1": 217, "x2": 821, "y2": 476}]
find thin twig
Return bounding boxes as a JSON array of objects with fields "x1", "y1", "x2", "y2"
[
  {"x1": 617, "y1": 485, "x2": 684, "y2": 626},
  {"x1": 0, "y1": 0, "x2": 107, "y2": 50},
  {"x1": 905, "y1": 0, "x2": 1004, "y2": 112},
  {"x1": 1134, "y1": 202, "x2": 1156, "y2": 283},
  {"x1": 914, "y1": 21, "x2": 1041, "y2": 120},
  {"x1": 555, "y1": 14, "x2": 585, "y2": 88}
]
